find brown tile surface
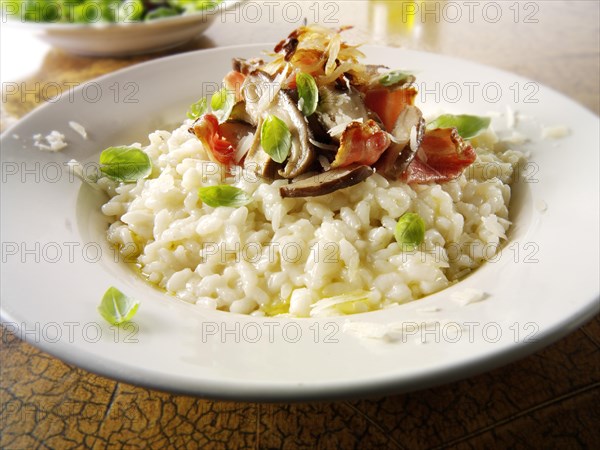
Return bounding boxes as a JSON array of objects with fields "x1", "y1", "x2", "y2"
[
  {"x1": 582, "y1": 315, "x2": 600, "y2": 349},
  {"x1": 91, "y1": 388, "x2": 257, "y2": 450},
  {"x1": 258, "y1": 403, "x2": 399, "y2": 450},
  {"x1": 451, "y1": 386, "x2": 600, "y2": 450},
  {"x1": 1, "y1": 326, "x2": 259, "y2": 450},
  {"x1": 346, "y1": 327, "x2": 600, "y2": 449},
  {"x1": 2, "y1": 319, "x2": 599, "y2": 449},
  {"x1": 1, "y1": 328, "x2": 117, "y2": 449}
]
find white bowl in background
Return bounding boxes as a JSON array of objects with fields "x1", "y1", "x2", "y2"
[{"x1": 2, "y1": 0, "x2": 243, "y2": 57}]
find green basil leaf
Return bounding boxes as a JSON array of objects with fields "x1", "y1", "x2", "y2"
[
  {"x1": 145, "y1": 6, "x2": 180, "y2": 21},
  {"x1": 210, "y1": 87, "x2": 235, "y2": 122},
  {"x1": 178, "y1": 0, "x2": 222, "y2": 13},
  {"x1": 260, "y1": 114, "x2": 291, "y2": 163},
  {"x1": 427, "y1": 114, "x2": 491, "y2": 139},
  {"x1": 296, "y1": 72, "x2": 319, "y2": 116},
  {"x1": 117, "y1": 0, "x2": 144, "y2": 22},
  {"x1": 99, "y1": 146, "x2": 152, "y2": 182},
  {"x1": 186, "y1": 97, "x2": 208, "y2": 120},
  {"x1": 98, "y1": 286, "x2": 140, "y2": 326},
  {"x1": 380, "y1": 70, "x2": 413, "y2": 87},
  {"x1": 394, "y1": 212, "x2": 425, "y2": 250},
  {"x1": 198, "y1": 185, "x2": 251, "y2": 208}
]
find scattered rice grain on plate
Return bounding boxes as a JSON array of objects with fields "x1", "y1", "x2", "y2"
[
  {"x1": 536, "y1": 199, "x2": 548, "y2": 212},
  {"x1": 69, "y1": 121, "x2": 88, "y2": 139}
]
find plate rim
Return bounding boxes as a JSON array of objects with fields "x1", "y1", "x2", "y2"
[{"x1": 1, "y1": 43, "x2": 599, "y2": 400}]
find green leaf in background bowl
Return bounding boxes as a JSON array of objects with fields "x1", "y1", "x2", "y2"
[{"x1": 145, "y1": 6, "x2": 180, "y2": 20}]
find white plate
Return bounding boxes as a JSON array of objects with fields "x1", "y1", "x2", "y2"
[
  {"x1": 2, "y1": 1, "x2": 241, "y2": 56},
  {"x1": 1, "y1": 45, "x2": 598, "y2": 401}
]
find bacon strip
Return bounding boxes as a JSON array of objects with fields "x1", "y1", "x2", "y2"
[
  {"x1": 223, "y1": 70, "x2": 246, "y2": 102},
  {"x1": 364, "y1": 87, "x2": 418, "y2": 132},
  {"x1": 190, "y1": 114, "x2": 235, "y2": 166},
  {"x1": 374, "y1": 105, "x2": 424, "y2": 179},
  {"x1": 402, "y1": 128, "x2": 476, "y2": 183},
  {"x1": 331, "y1": 120, "x2": 391, "y2": 168}
]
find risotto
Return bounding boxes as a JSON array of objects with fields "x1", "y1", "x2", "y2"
[{"x1": 97, "y1": 26, "x2": 525, "y2": 317}]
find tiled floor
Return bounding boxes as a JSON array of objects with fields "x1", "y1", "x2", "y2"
[{"x1": 1, "y1": 315, "x2": 598, "y2": 449}]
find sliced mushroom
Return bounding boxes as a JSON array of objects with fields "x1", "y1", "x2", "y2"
[
  {"x1": 232, "y1": 58, "x2": 265, "y2": 75},
  {"x1": 284, "y1": 88, "x2": 332, "y2": 148},
  {"x1": 280, "y1": 165, "x2": 374, "y2": 198},
  {"x1": 243, "y1": 117, "x2": 281, "y2": 178},
  {"x1": 218, "y1": 120, "x2": 255, "y2": 144},
  {"x1": 317, "y1": 86, "x2": 371, "y2": 137},
  {"x1": 277, "y1": 90, "x2": 316, "y2": 178},
  {"x1": 375, "y1": 105, "x2": 425, "y2": 179},
  {"x1": 242, "y1": 71, "x2": 316, "y2": 179},
  {"x1": 229, "y1": 101, "x2": 253, "y2": 123}
]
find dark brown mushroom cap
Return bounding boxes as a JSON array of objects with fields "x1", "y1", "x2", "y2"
[{"x1": 280, "y1": 165, "x2": 374, "y2": 198}]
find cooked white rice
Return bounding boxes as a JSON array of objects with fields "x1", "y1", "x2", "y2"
[{"x1": 100, "y1": 121, "x2": 524, "y2": 317}]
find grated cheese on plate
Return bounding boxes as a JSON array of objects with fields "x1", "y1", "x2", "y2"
[
  {"x1": 542, "y1": 125, "x2": 570, "y2": 139},
  {"x1": 450, "y1": 288, "x2": 486, "y2": 306},
  {"x1": 33, "y1": 131, "x2": 67, "y2": 152}
]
